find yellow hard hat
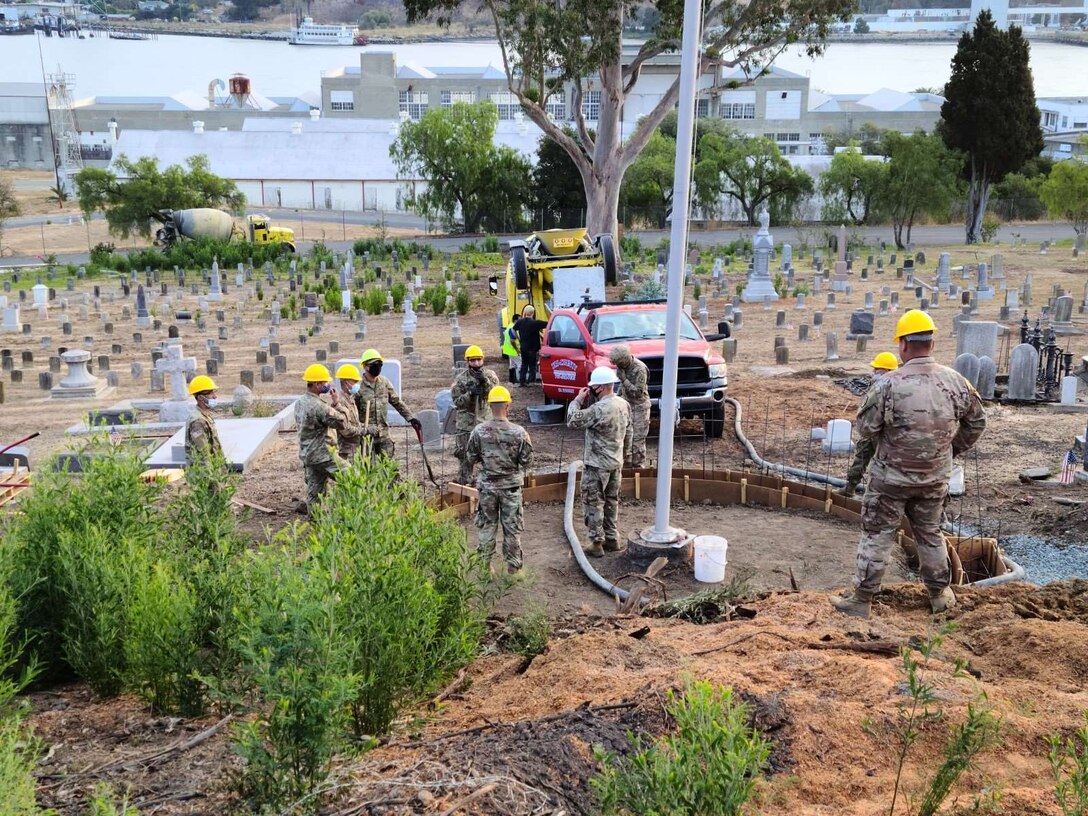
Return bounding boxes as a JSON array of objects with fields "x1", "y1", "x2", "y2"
[
  {"x1": 893, "y1": 309, "x2": 937, "y2": 341},
  {"x1": 488, "y1": 385, "x2": 512, "y2": 403},
  {"x1": 188, "y1": 374, "x2": 217, "y2": 395},
  {"x1": 871, "y1": 352, "x2": 899, "y2": 371},
  {"x1": 464, "y1": 344, "x2": 484, "y2": 360},
  {"x1": 360, "y1": 348, "x2": 383, "y2": 364},
  {"x1": 336, "y1": 363, "x2": 361, "y2": 381},
  {"x1": 303, "y1": 363, "x2": 333, "y2": 383}
]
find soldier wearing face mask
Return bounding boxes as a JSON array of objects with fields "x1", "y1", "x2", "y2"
[
  {"x1": 355, "y1": 349, "x2": 420, "y2": 463},
  {"x1": 296, "y1": 363, "x2": 348, "y2": 515},
  {"x1": 450, "y1": 345, "x2": 500, "y2": 485},
  {"x1": 334, "y1": 363, "x2": 365, "y2": 460},
  {"x1": 184, "y1": 375, "x2": 223, "y2": 464}
]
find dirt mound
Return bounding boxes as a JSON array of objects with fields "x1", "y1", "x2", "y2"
[{"x1": 337, "y1": 583, "x2": 1088, "y2": 815}]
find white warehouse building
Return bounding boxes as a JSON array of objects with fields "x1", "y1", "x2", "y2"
[{"x1": 108, "y1": 115, "x2": 543, "y2": 213}]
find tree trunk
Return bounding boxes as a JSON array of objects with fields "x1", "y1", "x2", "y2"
[
  {"x1": 583, "y1": 170, "x2": 622, "y2": 237},
  {"x1": 965, "y1": 158, "x2": 990, "y2": 245},
  {"x1": 893, "y1": 219, "x2": 905, "y2": 250}
]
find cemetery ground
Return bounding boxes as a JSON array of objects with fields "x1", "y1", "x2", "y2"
[{"x1": 4, "y1": 237, "x2": 1088, "y2": 813}]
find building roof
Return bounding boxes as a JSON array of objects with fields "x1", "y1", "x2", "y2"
[
  {"x1": 73, "y1": 91, "x2": 313, "y2": 113},
  {"x1": 110, "y1": 117, "x2": 545, "y2": 180},
  {"x1": 720, "y1": 64, "x2": 807, "y2": 82},
  {"x1": 809, "y1": 88, "x2": 943, "y2": 113},
  {"x1": 0, "y1": 82, "x2": 47, "y2": 98}
]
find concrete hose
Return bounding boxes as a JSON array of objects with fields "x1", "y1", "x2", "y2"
[
  {"x1": 725, "y1": 397, "x2": 848, "y2": 488},
  {"x1": 563, "y1": 460, "x2": 638, "y2": 605}
]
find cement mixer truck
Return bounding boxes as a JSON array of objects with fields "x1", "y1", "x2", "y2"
[{"x1": 153, "y1": 208, "x2": 296, "y2": 252}]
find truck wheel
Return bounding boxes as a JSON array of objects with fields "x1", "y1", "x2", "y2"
[
  {"x1": 597, "y1": 233, "x2": 618, "y2": 285},
  {"x1": 512, "y1": 246, "x2": 529, "y2": 290},
  {"x1": 704, "y1": 404, "x2": 725, "y2": 439}
]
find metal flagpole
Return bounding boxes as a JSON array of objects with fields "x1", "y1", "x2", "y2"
[{"x1": 646, "y1": 0, "x2": 703, "y2": 543}]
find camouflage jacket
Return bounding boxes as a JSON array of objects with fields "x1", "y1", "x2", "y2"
[
  {"x1": 617, "y1": 358, "x2": 651, "y2": 405},
  {"x1": 337, "y1": 388, "x2": 363, "y2": 444},
  {"x1": 295, "y1": 391, "x2": 345, "y2": 465},
  {"x1": 451, "y1": 367, "x2": 500, "y2": 433},
  {"x1": 857, "y1": 356, "x2": 986, "y2": 487},
  {"x1": 353, "y1": 374, "x2": 413, "y2": 437},
  {"x1": 465, "y1": 418, "x2": 533, "y2": 490},
  {"x1": 567, "y1": 393, "x2": 632, "y2": 471},
  {"x1": 184, "y1": 407, "x2": 222, "y2": 461}
]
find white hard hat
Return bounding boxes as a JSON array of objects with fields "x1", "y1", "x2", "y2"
[{"x1": 589, "y1": 366, "x2": 619, "y2": 386}]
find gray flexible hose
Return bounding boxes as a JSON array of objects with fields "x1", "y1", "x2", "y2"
[
  {"x1": 726, "y1": 397, "x2": 848, "y2": 488},
  {"x1": 563, "y1": 460, "x2": 637, "y2": 604}
]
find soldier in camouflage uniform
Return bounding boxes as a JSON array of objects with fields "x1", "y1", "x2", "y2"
[
  {"x1": 334, "y1": 364, "x2": 365, "y2": 460},
  {"x1": 832, "y1": 311, "x2": 986, "y2": 619},
  {"x1": 296, "y1": 364, "x2": 348, "y2": 514},
  {"x1": 354, "y1": 349, "x2": 420, "y2": 463},
  {"x1": 184, "y1": 375, "x2": 223, "y2": 465},
  {"x1": 450, "y1": 345, "x2": 500, "y2": 485},
  {"x1": 465, "y1": 385, "x2": 533, "y2": 574},
  {"x1": 609, "y1": 345, "x2": 651, "y2": 468},
  {"x1": 567, "y1": 366, "x2": 632, "y2": 557},
  {"x1": 840, "y1": 352, "x2": 900, "y2": 496}
]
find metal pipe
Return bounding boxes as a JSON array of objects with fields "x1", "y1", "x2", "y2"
[{"x1": 652, "y1": 0, "x2": 702, "y2": 540}]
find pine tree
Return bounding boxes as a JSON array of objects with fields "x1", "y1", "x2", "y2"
[{"x1": 938, "y1": 10, "x2": 1043, "y2": 244}]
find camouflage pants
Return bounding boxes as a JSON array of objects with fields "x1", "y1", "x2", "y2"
[
  {"x1": 581, "y1": 465, "x2": 620, "y2": 545},
  {"x1": 453, "y1": 429, "x2": 475, "y2": 485},
  {"x1": 854, "y1": 476, "x2": 950, "y2": 596},
  {"x1": 629, "y1": 400, "x2": 651, "y2": 467},
  {"x1": 303, "y1": 459, "x2": 340, "y2": 513},
  {"x1": 367, "y1": 434, "x2": 395, "y2": 462},
  {"x1": 476, "y1": 486, "x2": 523, "y2": 570}
]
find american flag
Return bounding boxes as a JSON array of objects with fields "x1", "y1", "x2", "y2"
[{"x1": 1060, "y1": 448, "x2": 1079, "y2": 485}]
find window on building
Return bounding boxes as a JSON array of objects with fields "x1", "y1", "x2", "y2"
[
  {"x1": 1075, "y1": 121, "x2": 1088, "y2": 129},
  {"x1": 695, "y1": 98, "x2": 709, "y2": 118},
  {"x1": 1062, "y1": 116, "x2": 1069, "y2": 128},
  {"x1": 489, "y1": 91, "x2": 521, "y2": 120},
  {"x1": 1043, "y1": 111, "x2": 1059, "y2": 129},
  {"x1": 545, "y1": 93, "x2": 566, "y2": 121},
  {"x1": 441, "y1": 90, "x2": 475, "y2": 108},
  {"x1": 581, "y1": 90, "x2": 601, "y2": 121},
  {"x1": 721, "y1": 102, "x2": 756, "y2": 120},
  {"x1": 399, "y1": 90, "x2": 429, "y2": 120},
  {"x1": 329, "y1": 90, "x2": 354, "y2": 112},
  {"x1": 775, "y1": 132, "x2": 801, "y2": 142},
  {"x1": 809, "y1": 132, "x2": 824, "y2": 141}
]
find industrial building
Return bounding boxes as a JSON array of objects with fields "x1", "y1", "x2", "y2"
[{"x1": 0, "y1": 82, "x2": 53, "y2": 170}]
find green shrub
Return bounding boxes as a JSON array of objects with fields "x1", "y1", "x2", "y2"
[
  {"x1": 619, "y1": 235, "x2": 642, "y2": 258},
  {"x1": 692, "y1": 283, "x2": 701, "y2": 301},
  {"x1": 310, "y1": 456, "x2": 485, "y2": 737},
  {"x1": 591, "y1": 679, "x2": 770, "y2": 816},
  {"x1": 482, "y1": 234, "x2": 500, "y2": 253},
  {"x1": 1049, "y1": 711, "x2": 1088, "y2": 816},
  {"x1": 389, "y1": 282, "x2": 407, "y2": 309},
  {"x1": 503, "y1": 603, "x2": 552, "y2": 658},
  {"x1": 309, "y1": 240, "x2": 334, "y2": 267},
  {"x1": 421, "y1": 284, "x2": 448, "y2": 315},
  {"x1": 455, "y1": 287, "x2": 471, "y2": 315},
  {"x1": 230, "y1": 537, "x2": 359, "y2": 813},
  {"x1": 86, "y1": 784, "x2": 140, "y2": 815},
  {"x1": 90, "y1": 242, "x2": 115, "y2": 266},
  {"x1": 323, "y1": 282, "x2": 341, "y2": 313},
  {"x1": 362, "y1": 288, "x2": 385, "y2": 316}
]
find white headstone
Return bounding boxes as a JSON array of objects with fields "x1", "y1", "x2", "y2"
[{"x1": 822, "y1": 418, "x2": 854, "y2": 453}]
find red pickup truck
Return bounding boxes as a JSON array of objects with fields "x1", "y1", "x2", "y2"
[{"x1": 539, "y1": 300, "x2": 731, "y2": 437}]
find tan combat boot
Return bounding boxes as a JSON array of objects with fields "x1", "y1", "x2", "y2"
[
  {"x1": 584, "y1": 542, "x2": 605, "y2": 558},
  {"x1": 603, "y1": 538, "x2": 622, "y2": 552},
  {"x1": 830, "y1": 590, "x2": 873, "y2": 619},
  {"x1": 929, "y1": 586, "x2": 957, "y2": 613}
]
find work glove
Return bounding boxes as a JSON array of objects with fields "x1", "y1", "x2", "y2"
[
  {"x1": 365, "y1": 424, "x2": 379, "y2": 436},
  {"x1": 409, "y1": 417, "x2": 422, "y2": 432}
]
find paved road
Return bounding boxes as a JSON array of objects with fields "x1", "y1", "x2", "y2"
[{"x1": 1, "y1": 215, "x2": 1077, "y2": 270}]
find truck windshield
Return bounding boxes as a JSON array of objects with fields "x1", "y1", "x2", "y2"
[{"x1": 590, "y1": 310, "x2": 702, "y2": 343}]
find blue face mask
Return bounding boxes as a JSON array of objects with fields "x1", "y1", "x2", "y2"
[
  {"x1": 350, "y1": 383, "x2": 361, "y2": 396},
  {"x1": 320, "y1": 383, "x2": 331, "y2": 394},
  {"x1": 206, "y1": 398, "x2": 219, "y2": 409}
]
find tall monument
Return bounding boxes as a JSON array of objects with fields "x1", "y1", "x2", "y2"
[{"x1": 740, "y1": 209, "x2": 779, "y2": 303}]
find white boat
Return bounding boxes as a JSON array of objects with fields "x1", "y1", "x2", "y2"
[{"x1": 287, "y1": 16, "x2": 360, "y2": 46}]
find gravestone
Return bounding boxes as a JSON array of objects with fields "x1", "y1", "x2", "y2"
[
  {"x1": 831, "y1": 224, "x2": 848, "y2": 291},
  {"x1": 976, "y1": 263, "x2": 994, "y2": 301},
  {"x1": 2, "y1": 306, "x2": 19, "y2": 334},
  {"x1": 936, "y1": 253, "x2": 951, "y2": 291},
  {"x1": 1062, "y1": 376, "x2": 1079, "y2": 405},
  {"x1": 208, "y1": 261, "x2": 223, "y2": 301},
  {"x1": 50, "y1": 350, "x2": 110, "y2": 399},
  {"x1": 847, "y1": 310, "x2": 875, "y2": 339},
  {"x1": 976, "y1": 357, "x2": 996, "y2": 400},
  {"x1": 741, "y1": 210, "x2": 779, "y2": 303},
  {"x1": 955, "y1": 321, "x2": 1002, "y2": 360},
  {"x1": 822, "y1": 419, "x2": 854, "y2": 453},
  {"x1": 991, "y1": 254, "x2": 1005, "y2": 280},
  {"x1": 155, "y1": 341, "x2": 197, "y2": 421},
  {"x1": 953, "y1": 353, "x2": 981, "y2": 388},
  {"x1": 825, "y1": 332, "x2": 840, "y2": 362},
  {"x1": 1051, "y1": 295, "x2": 1080, "y2": 335},
  {"x1": 1008, "y1": 344, "x2": 1039, "y2": 401},
  {"x1": 135, "y1": 285, "x2": 151, "y2": 327}
]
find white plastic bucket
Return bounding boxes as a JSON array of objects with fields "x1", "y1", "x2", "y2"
[
  {"x1": 693, "y1": 536, "x2": 728, "y2": 583},
  {"x1": 949, "y1": 465, "x2": 965, "y2": 497}
]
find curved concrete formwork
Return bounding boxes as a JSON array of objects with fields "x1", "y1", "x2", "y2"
[{"x1": 437, "y1": 466, "x2": 1024, "y2": 593}]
